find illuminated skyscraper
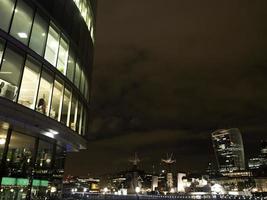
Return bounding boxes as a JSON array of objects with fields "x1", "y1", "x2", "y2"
[
  {"x1": 0, "y1": 0, "x2": 96, "y2": 199},
  {"x1": 212, "y1": 128, "x2": 245, "y2": 173}
]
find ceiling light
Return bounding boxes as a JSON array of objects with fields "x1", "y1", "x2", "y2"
[
  {"x1": 0, "y1": 138, "x2": 6, "y2": 145},
  {"x1": 17, "y1": 32, "x2": 28, "y2": 39}
]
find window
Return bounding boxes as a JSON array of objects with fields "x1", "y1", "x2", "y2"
[
  {"x1": 60, "y1": 85, "x2": 71, "y2": 126},
  {"x1": 6, "y1": 131, "x2": 35, "y2": 177},
  {"x1": 76, "y1": 101, "x2": 82, "y2": 133},
  {"x1": 0, "y1": 45, "x2": 24, "y2": 101},
  {"x1": 80, "y1": 70, "x2": 85, "y2": 94},
  {"x1": 56, "y1": 37, "x2": 69, "y2": 74},
  {"x1": 69, "y1": 94, "x2": 77, "y2": 131},
  {"x1": 82, "y1": 109, "x2": 87, "y2": 135},
  {"x1": 0, "y1": 125, "x2": 8, "y2": 161},
  {"x1": 66, "y1": 49, "x2": 75, "y2": 82},
  {"x1": 10, "y1": 0, "x2": 34, "y2": 45},
  {"x1": 44, "y1": 25, "x2": 60, "y2": 66},
  {"x1": 50, "y1": 77, "x2": 64, "y2": 121},
  {"x1": 74, "y1": 62, "x2": 81, "y2": 88},
  {"x1": 0, "y1": 38, "x2": 5, "y2": 62},
  {"x1": 0, "y1": 0, "x2": 16, "y2": 32},
  {"x1": 29, "y1": 12, "x2": 49, "y2": 56},
  {"x1": 18, "y1": 56, "x2": 41, "y2": 109},
  {"x1": 36, "y1": 69, "x2": 53, "y2": 116},
  {"x1": 36, "y1": 140, "x2": 53, "y2": 172}
]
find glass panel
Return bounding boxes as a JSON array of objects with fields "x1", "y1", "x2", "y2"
[
  {"x1": 35, "y1": 140, "x2": 53, "y2": 174},
  {"x1": 84, "y1": 77, "x2": 89, "y2": 100},
  {"x1": 6, "y1": 131, "x2": 35, "y2": 177},
  {"x1": 10, "y1": 0, "x2": 34, "y2": 45},
  {"x1": 82, "y1": 109, "x2": 87, "y2": 136},
  {"x1": 54, "y1": 145, "x2": 66, "y2": 178},
  {"x1": 36, "y1": 69, "x2": 53, "y2": 116},
  {"x1": 66, "y1": 49, "x2": 75, "y2": 82},
  {"x1": 0, "y1": 45, "x2": 24, "y2": 101},
  {"x1": 0, "y1": 125, "x2": 8, "y2": 161},
  {"x1": 80, "y1": 70, "x2": 85, "y2": 94},
  {"x1": 50, "y1": 77, "x2": 63, "y2": 121},
  {"x1": 0, "y1": 0, "x2": 16, "y2": 32},
  {"x1": 29, "y1": 13, "x2": 49, "y2": 56},
  {"x1": 74, "y1": 62, "x2": 81, "y2": 88},
  {"x1": 44, "y1": 26, "x2": 60, "y2": 66},
  {"x1": 56, "y1": 37, "x2": 69, "y2": 74},
  {"x1": 18, "y1": 56, "x2": 41, "y2": 109},
  {"x1": 76, "y1": 101, "x2": 81, "y2": 133},
  {"x1": 78, "y1": 104, "x2": 83, "y2": 135},
  {"x1": 0, "y1": 38, "x2": 5, "y2": 62},
  {"x1": 60, "y1": 86, "x2": 71, "y2": 126},
  {"x1": 69, "y1": 94, "x2": 77, "y2": 131}
]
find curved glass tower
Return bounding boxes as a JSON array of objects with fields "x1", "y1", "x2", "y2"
[
  {"x1": 212, "y1": 128, "x2": 245, "y2": 173},
  {"x1": 0, "y1": 0, "x2": 96, "y2": 199}
]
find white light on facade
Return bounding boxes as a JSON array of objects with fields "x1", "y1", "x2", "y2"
[{"x1": 17, "y1": 32, "x2": 28, "y2": 38}]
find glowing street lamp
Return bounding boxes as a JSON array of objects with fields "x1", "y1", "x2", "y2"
[{"x1": 135, "y1": 187, "x2": 140, "y2": 194}]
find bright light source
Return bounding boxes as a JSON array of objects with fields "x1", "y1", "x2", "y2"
[
  {"x1": 83, "y1": 188, "x2": 87, "y2": 192},
  {"x1": 48, "y1": 129, "x2": 59, "y2": 135},
  {"x1": 51, "y1": 187, "x2": 57, "y2": 193},
  {"x1": 135, "y1": 187, "x2": 140, "y2": 194},
  {"x1": 0, "y1": 138, "x2": 6, "y2": 145},
  {"x1": 17, "y1": 32, "x2": 28, "y2": 38},
  {"x1": 103, "y1": 187, "x2": 108, "y2": 193}
]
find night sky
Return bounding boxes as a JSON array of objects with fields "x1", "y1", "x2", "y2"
[{"x1": 65, "y1": 0, "x2": 267, "y2": 177}]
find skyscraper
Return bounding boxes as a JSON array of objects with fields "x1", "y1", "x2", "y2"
[
  {"x1": 0, "y1": 0, "x2": 96, "y2": 199},
  {"x1": 211, "y1": 128, "x2": 245, "y2": 173}
]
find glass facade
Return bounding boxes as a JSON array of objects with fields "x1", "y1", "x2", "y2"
[
  {"x1": 29, "y1": 12, "x2": 49, "y2": 56},
  {"x1": 10, "y1": 0, "x2": 34, "y2": 45},
  {"x1": 18, "y1": 56, "x2": 41, "y2": 109},
  {"x1": 0, "y1": 125, "x2": 68, "y2": 200},
  {"x1": 0, "y1": 45, "x2": 24, "y2": 101},
  {"x1": 0, "y1": 0, "x2": 95, "y2": 198},
  {"x1": 44, "y1": 25, "x2": 60, "y2": 66},
  {"x1": 0, "y1": 0, "x2": 16, "y2": 32}
]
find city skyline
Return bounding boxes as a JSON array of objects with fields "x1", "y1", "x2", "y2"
[{"x1": 66, "y1": 0, "x2": 267, "y2": 176}]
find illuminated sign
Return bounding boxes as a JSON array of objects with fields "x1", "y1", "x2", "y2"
[{"x1": 1, "y1": 177, "x2": 16, "y2": 186}]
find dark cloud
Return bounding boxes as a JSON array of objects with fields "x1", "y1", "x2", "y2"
[{"x1": 65, "y1": 0, "x2": 267, "y2": 176}]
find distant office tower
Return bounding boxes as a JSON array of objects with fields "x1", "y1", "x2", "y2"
[
  {"x1": 212, "y1": 128, "x2": 245, "y2": 173},
  {"x1": 248, "y1": 140, "x2": 267, "y2": 169}
]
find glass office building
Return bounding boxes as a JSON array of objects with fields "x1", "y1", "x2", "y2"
[
  {"x1": 211, "y1": 128, "x2": 245, "y2": 173},
  {"x1": 0, "y1": 0, "x2": 96, "y2": 199}
]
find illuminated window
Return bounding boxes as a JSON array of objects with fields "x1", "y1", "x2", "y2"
[
  {"x1": 50, "y1": 77, "x2": 64, "y2": 121},
  {"x1": 10, "y1": 0, "x2": 34, "y2": 45},
  {"x1": 66, "y1": 49, "x2": 75, "y2": 82},
  {"x1": 0, "y1": 0, "x2": 15, "y2": 32},
  {"x1": 74, "y1": 62, "x2": 81, "y2": 88},
  {"x1": 0, "y1": 45, "x2": 24, "y2": 101},
  {"x1": 76, "y1": 101, "x2": 82, "y2": 133},
  {"x1": 69, "y1": 94, "x2": 77, "y2": 131},
  {"x1": 36, "y1": 69, "x2": 53, "y2": 116},
  {"x1": 29, "y1": 13, "x2": 49, "y2": 56},
  {"x1": 61, "y1": 85, "x2": 71, "y2": 126},
  {"x1": 0, "y1": 38, "x2": 4, "y2": 62},
  {"x1": 0, "y1": 125, "x2": 8, "y2": 160},
  {"x1": 18, "y1": 56, "x2": 41, "y2": 109},
  {"x1": 44, "y1": 25, "x2": 60, "y2": 66},
  {"x1": 80, "y1": 70, "x2": 85, "y2": 94},
  {"x1": 56, "y1": 37, "x2": 69, "y2": 74}
]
